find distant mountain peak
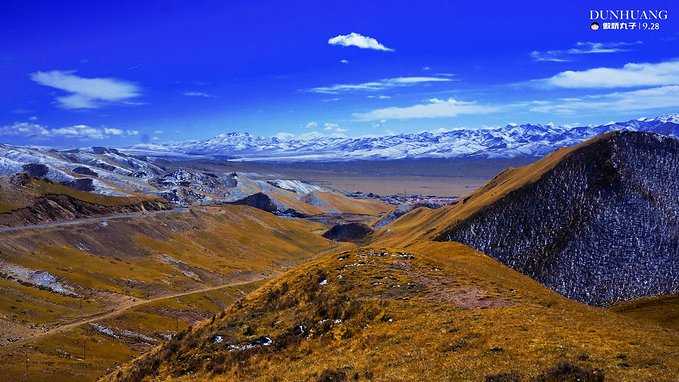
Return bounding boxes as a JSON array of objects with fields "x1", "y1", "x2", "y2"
[{"x1": 128, "y1": 114, "x2": 679, "y2": 161}]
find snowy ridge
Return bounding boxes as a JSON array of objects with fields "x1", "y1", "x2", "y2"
[{"x1": 129, "y1": 114, "x2": 679, "y2": 161}]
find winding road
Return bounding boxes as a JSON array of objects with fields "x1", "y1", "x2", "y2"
[{"x1": 6, "y1": 276, "x2": 264, "y2": 349}]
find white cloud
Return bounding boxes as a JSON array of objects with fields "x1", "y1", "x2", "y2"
[
  {"x1": 422, "y1": 66, "x2": 431, "y2": 71},
  {"x1": 354, "y1": 98, "x2": 498, "y2": 121},
  {"x1": 0, "y1": 122, "x2": 139, "y2": 139},
  {"x1": 372, "y1": 119, "x2": 387, "y2": 128},
  {"x1": 30, "y1": 70, "x2": 140, "y2": 109},
  {"x1": 183, "y1": 91, "x2": 214, "y2": 98},
  {"x1": 328, "y1": 32, "x2": 393, "y2": 51},
  {"x1": 308, "y1": 76, "x2": 452, "y2": 94},
  {"x1": 540, "y1": 59, "x2": 679, "y2": 88},
  {"x1": 529, "y1": 85, "x2": 679, "y2": 114},
  {"x1": 567, "y1": 41, "x2": 642, "y2": 54},
  {"x1": 530, "y1": 51, "x2": 570, "y2": 63},
  {"x1": 367, "y1": 95, "x2": 392, "y2": 99},
  {"x1": 0, "y1": 122, "x2": 50, "y2": 137},
  {"x1": 103, "y1": 127, "x2": 124, "y2": 136},
  {"x1": 323, "y1": 122, "x2": 346, "y2": 133},
  {"x1": 340, "y1": 59, "x2": 349, "y2": 64},
  {"x1": 305, "y1": 121, "x2": 318, "y2": 129},
  {"x1": 531, "y1": 41, "x2": 642, "y2": 62}
]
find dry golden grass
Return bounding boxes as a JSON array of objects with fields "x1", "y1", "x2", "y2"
[
  {"x1": 0, "y1": 205, "x2": 346, "y2": 381},
  {"x1": 264, "y1": 188, "x2": 391, "y2": 218},
  {"x1": 31, "y1": 178, "x2": 160, "y2": 206},
  {"x1": 103, "y1": 242, "x2": 679, "y2": 382},
  {"x1": 0, "y1": 281, "x2": 264, "y2": 382},
  {"x1": 612, "y1": 295, "x2": 679, "y2": 332}
]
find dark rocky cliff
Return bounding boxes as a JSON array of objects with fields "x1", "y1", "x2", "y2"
[
  {"x1": 323, "y1": 222, "x2": 373, "y2": 242},
  {"x1": 436, "y1": 132, "x2": 679, "y2": 306}
]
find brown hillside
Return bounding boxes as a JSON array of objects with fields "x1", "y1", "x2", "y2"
[{"x1": 102, "y1": 242, "x2": 679, "y2": 381}]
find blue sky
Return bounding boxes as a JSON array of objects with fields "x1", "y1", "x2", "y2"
[{"x1": 1, "y1": 0, "x2": 678, "y2": 146}]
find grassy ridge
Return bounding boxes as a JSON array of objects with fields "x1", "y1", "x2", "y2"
[{"x1": 104, "y1": 242, "x2": 679, "y2": 381}]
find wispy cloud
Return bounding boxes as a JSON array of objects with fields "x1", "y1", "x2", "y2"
[
  {"x1": 0, "y1": 122, "x2": 138, "y2": 139},
  {"x1": 30, "y1": 70, "x2": 140, "y2": 109},
  {"x1": 323, "y1": 122, "x2": 347, "y2": 133},
  {"x1": 308, "y1": 76, "x2": 452, "y2": 94},
  {"x1": 538, "y1": 59, "x2": 679, "y2": 88},
  {"x1": 340, "y1": 59, "x2": 349, "y2": 64},
  {"x1": 183, "y1": 91, "x2": 214, "y2": 98},
  {"x1": 303, "y1": 121, "x2": 346, "y2": 134},
  {"x1": 529, "y1": 51, "x2": 570, "y2": 63},
  {"x1": 531, "y1": 41, "x2": 642, "y2": 62},
  {"x1": 528, "y1": 85, "x2": 679, "y2": 114},
  {"x1": 354, "y1": 98, "x2": 498, "y2": 121},
  {"x1": 328, "y1": 32, "x2": 393, "y2": 51},
  {"x1": 367, "y1": 95, "x2": 392, "y2": 99}
]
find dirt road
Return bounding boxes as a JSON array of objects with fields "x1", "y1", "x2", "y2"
[
  {"x1": 6, "y1": 276, "x2": 263, "y2": 348},
  {"x1": 0, "y1": 208, "x2": 189, "y2": 234}
]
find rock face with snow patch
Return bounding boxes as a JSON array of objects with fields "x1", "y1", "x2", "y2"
[
  {"x1": 436, "y1": 132, "x2": 679, "y2": 305},
  {"x1": 228, "y1": 192, "x2": 306, "y2": 217}
]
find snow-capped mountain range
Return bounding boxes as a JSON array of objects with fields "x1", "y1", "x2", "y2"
[{"x1": 128, "y1": 114, "x2": 679, "y2": 161}]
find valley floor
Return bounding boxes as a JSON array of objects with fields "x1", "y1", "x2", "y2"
[
  {"x1": 0, "y1": 205, "x2": 348, "y2": 381},
  {"x1": 167, "y1": 158, "x2": 534, "y2": 197}
]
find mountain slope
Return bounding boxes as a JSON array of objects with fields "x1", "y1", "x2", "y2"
[
  {"x1": 377, "y1": 131, "x2": 679, "y2": 306},
  {"x1": 0, "y1": 205, "x2": 341, "y2": 381},
  {"x1": 102, "y1": 243, "x2": 679, "y2": 381},
  {"x1": 129, "y1": 114, "x2": 679, "y2": 161},
  {"x1": 0, "y1": 175, "x2": 169, "y2": 226}
]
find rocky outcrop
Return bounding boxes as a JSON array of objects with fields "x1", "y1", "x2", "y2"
[
  {"x1": 228, "y1": 192, "x2": 306, "y2": 217},
  {"x1": 323, "y1": 223, "x2": 373, "y2": 242},
  {"x1": 72, "y1": 166, "x2": 99, "y2": 177},
  {"x1": 436, "y1": 132, "x2": 679, "y2": 306},
  {"x1": 229, "y1": 192, "x2": 278, "y2": 213},
  {"x1": 22, "y1": 163, "x2": 49, "y2": 178},
  {"x1": 61, "y1": 178, "x2": 95, "y2": 192}
]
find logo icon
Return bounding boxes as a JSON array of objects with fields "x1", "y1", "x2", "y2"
[{"x1": 590, "y1": 21, "x2": 600, "y2": 31}]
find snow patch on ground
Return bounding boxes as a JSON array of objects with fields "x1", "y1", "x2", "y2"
[
  {"x1": 90, "y1": 323, "x2": 158, "y2": 343},
  {"x1": 267, "y1": 179, "x2": 323, "y2": 194},
  {"x1": 0, "y1": 261, "x2": 79, "y2": 297}
]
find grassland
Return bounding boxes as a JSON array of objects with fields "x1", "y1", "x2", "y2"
[
  {"x1": 104, "y1": 242, "x2": 679, "y2": 381},
  {"x1": 0, "y1": 205, "x2": 351, "y2": 381},
  {"x1": 612, "y1": 295, "x2": 679, "y2": 332},
  {"x1": 1, "y1": 281, "x2": 264, "y2": 382}
]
